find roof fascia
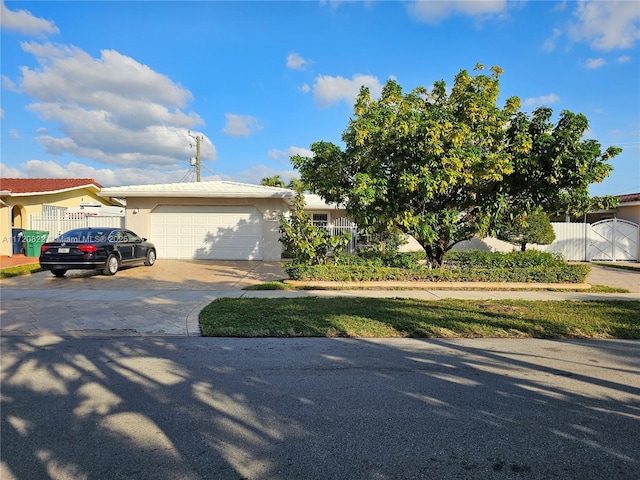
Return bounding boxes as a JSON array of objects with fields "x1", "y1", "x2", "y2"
[
  {"x1": 98, "y1": 191, "x2": 294, "y2": 199},
  {"x1": 9, "y1": 184, "x2": 101, "y2": 197}
]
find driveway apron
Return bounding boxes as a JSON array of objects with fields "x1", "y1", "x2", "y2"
[{"x1": 0, "y1": 260, "x2": 287, "y2": 336}]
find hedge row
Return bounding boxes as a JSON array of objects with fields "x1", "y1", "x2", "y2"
[
  {"x1": 283, "y1": 263, "x2": 591, "y2": 284},
  {"x1": 445, "y1": 250, "x2": 568, "y2": 269}
]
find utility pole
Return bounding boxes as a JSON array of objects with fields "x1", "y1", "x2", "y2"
[{"x1": 188, "y1": 131, "x2": 202, "y2": 182}]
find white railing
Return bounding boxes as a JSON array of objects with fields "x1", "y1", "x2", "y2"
[
  {"x1": 29, "y1": 213, "x2": 125, "y2": 241},
  {"x1": 323, "y1": 217, "x2": 360, "y2": 253}
]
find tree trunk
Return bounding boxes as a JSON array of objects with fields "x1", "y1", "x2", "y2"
[{"x1": 424, "y1": 241, "x2": 446, "y2": 267}]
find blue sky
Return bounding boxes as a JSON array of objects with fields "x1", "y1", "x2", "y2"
[{"x1": 1, "y1": 1, "x2": 638, "y2": 196}]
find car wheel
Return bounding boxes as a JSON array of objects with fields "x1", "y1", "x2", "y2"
[
  {"x1": 103, "y1": 255, "x2": 119, "y2": 275},
  {"x1": 51, "y1": 269, "x2": 67, "y2": 277},
  {"x1": 144, "y1": 249, "x2": 156, "y2": 266}
]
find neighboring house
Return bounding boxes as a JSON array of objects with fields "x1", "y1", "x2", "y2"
[
  {"x1": 585, "y1": 193, "x2": 640, "y2": 226},
  {"x1": 0, "y1": 178, "x2": 119, "y2": 257}
]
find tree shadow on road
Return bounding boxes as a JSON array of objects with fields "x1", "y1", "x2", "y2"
[{"x1": 1, "y1": 335, "x2": 639, "y2": 479}]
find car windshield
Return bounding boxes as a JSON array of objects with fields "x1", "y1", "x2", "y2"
[{"x1": 54, "y1": 229, "x2": 114, "y2": 243}]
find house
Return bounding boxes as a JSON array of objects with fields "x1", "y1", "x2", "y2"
[
  {"x1": 99, "y1": 181, "x2": 349, "y2": 261},
  {"x1": 585, "y1": 193, "x2": 640, "y2": 226},
  {"x1": 0, "y1": 178, "x2": 120, "y2": 257}
]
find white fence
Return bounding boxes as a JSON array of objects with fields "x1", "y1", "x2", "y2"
[
  {"x1": 30, "y1": 213, "x2": 125, "y2": 241},
  {"x1": 323, "y1": 218, "x2": 639, "y2": 262},
  {"x1": 536, "y1": 219, "x2": 639, "y2": 262}
]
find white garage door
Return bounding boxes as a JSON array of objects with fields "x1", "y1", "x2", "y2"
[{"x1": 151, "y1": 205, "x2": 263, "y2": 260}]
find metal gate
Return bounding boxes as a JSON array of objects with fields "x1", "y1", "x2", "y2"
[{"x1": 590, "y1": 218, "x2": 639, "y2": 262}]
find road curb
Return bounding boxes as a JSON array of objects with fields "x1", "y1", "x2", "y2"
[{"x1": 284, "y1": 280, "x2": 593, "y2": 290}]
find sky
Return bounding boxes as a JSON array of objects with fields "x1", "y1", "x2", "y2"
[{"x1": 1, "y1": 1, "x2": 639, "y2": 197}]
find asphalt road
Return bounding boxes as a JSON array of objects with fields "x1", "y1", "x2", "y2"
[
  {"x1": 2, "y1": 336, "x2": 639, "y2": 480},
  {"x1": 1, "y1": 260, "x2": 639, "y2": 479}
]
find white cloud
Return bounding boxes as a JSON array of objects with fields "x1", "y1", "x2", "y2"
[
  {"x1": 585, "y1": 57, "x2": 606, "y2": 69},
  {"x1": 0, "y1": 162, "x2": 24, "y2": 178},
  {"x1": 287, "y1": 52, "x2": 308, "y2": 70},
  {"x1": 300, "y1": 83, "x2": 311, "y2": 93},
  {"x1": 1, "y1": 74, "x2": 19, "y2": 92},
  {"x1": 569, "y1": 0, "x2": 640, "y2": 51},
  {"x1": 0, "y1": 0, "x2": 59, "y2": 37},
  {"x1": 543, "y1": 28, "x2": 562, "y2": 53},
  {"x1": 222, "y1": 113, "x2": 262, "y2": 137},
  {"x1": 20, "y1": 43, "x2": 195, "y2": 115},
  {"x1": 6, "y1": 41, "x2": 214, "y2": 170},
  {"x1": 618, "y1": 55, "x2": 632, "y2": 63},
  {"x1": 407, "y1": 0, "x2": 508, "y2": 23},
  {"x1": 268, "y1": 146, "x2": 314, "y2": 163},
  {"x1": 523, "y1": 93, "x2": 560, "y2": 108},
  {"x1": 0, "y1": 159, "x2": 201, "y2": 187},
  {"x1": 313, "y1": 74, "x2": 383, "y2": 108}
]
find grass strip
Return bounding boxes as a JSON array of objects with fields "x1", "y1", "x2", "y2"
[
  {"x1": 200, "y1": 297, "x2": 640, "y2": 339},
  {"x1": 592, "y1": 262, "x2": 640, "y2": 272},
  {"x1": 243, "y1": 281, "x2": 629, "y2": 293},
  {"x1": 0, "y1": 264, "x2": 42, "y2": 278}
]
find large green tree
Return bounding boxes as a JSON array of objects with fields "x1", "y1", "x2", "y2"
[
  {"x1": 292, "y1": 65, "x2": 620, "y2": 265},
  {"x1": 501, "y1": 106, "x2": 621, "y2": 221},
  {"x1": 292, "y1": 65, "x2": 520, "y2": 263}
]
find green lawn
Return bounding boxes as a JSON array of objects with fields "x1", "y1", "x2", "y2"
[{"x1": 200, "y1": 297, "x2": 640, "y2": 339}]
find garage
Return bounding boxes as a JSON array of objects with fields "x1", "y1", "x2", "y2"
[
  {"x1": 98, "y1": 181, "x2": 295, "y2": 261},
  {"x1": 151, "y1": 205, "x2": 264, "y2": 260}
]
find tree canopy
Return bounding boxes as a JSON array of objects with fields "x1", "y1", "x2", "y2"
[
  {"x1": 497, "y1": 208, "x2": 556, "y2": 251},
  {"x1": 502, "y1": 106, "x2": 621, "y2": 219},
  {"x1": 291, "y1": 64, "x2": 620, "y2": 263},
  {"x1": 260, "y1": 175, "x2": 308, "y2": 192},
  {"x1": 260, "y1": 175, "x2": 286, "y2": 188}
]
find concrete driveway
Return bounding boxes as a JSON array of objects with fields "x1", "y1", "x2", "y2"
[
  {"x1": 1, "y1": 260, "x2": 638, "y2": 336},
  {"x1": 0, "y1": 260, "x2": 288, "y2": 336}
]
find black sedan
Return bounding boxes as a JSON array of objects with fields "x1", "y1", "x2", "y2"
[{"x1": 39, "y1": 227, "x2": 156, "y2": 277}]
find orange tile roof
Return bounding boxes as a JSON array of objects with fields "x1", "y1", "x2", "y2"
[
  {"x1": 619, "y1": 193, "x2": 640, "y2": 203},
  {"x1": 0, "y1": 178, "x2": 102, "y2": 194}
]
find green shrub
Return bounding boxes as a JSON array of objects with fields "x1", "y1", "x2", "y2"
[
  {"x1": 332, "y1": 251, "x2": 426, "y2": 269},
  {"x1": 446, "y1": 250, "x2": 566, "y2": 269},
  {"x1": 279, "y1": 193, "x2": 350, "y2": 265},
  {"x1": 283, "y1": 261, "x2": 590, "y2": 284}
]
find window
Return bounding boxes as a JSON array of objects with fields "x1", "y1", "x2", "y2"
[{"x1": 312, "y1": 214, "x2": 328, "y2": 227}]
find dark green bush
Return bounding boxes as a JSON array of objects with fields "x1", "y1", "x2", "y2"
[
  {"x1": 332, "y1": 251, "x2": 426, "y2": 269},
  {"x1": 446, "y1": 250, "x2": 566, "y2": 269},
  {"x1": 283, "y1": 262, "x2": 590, "y2": 284}
]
